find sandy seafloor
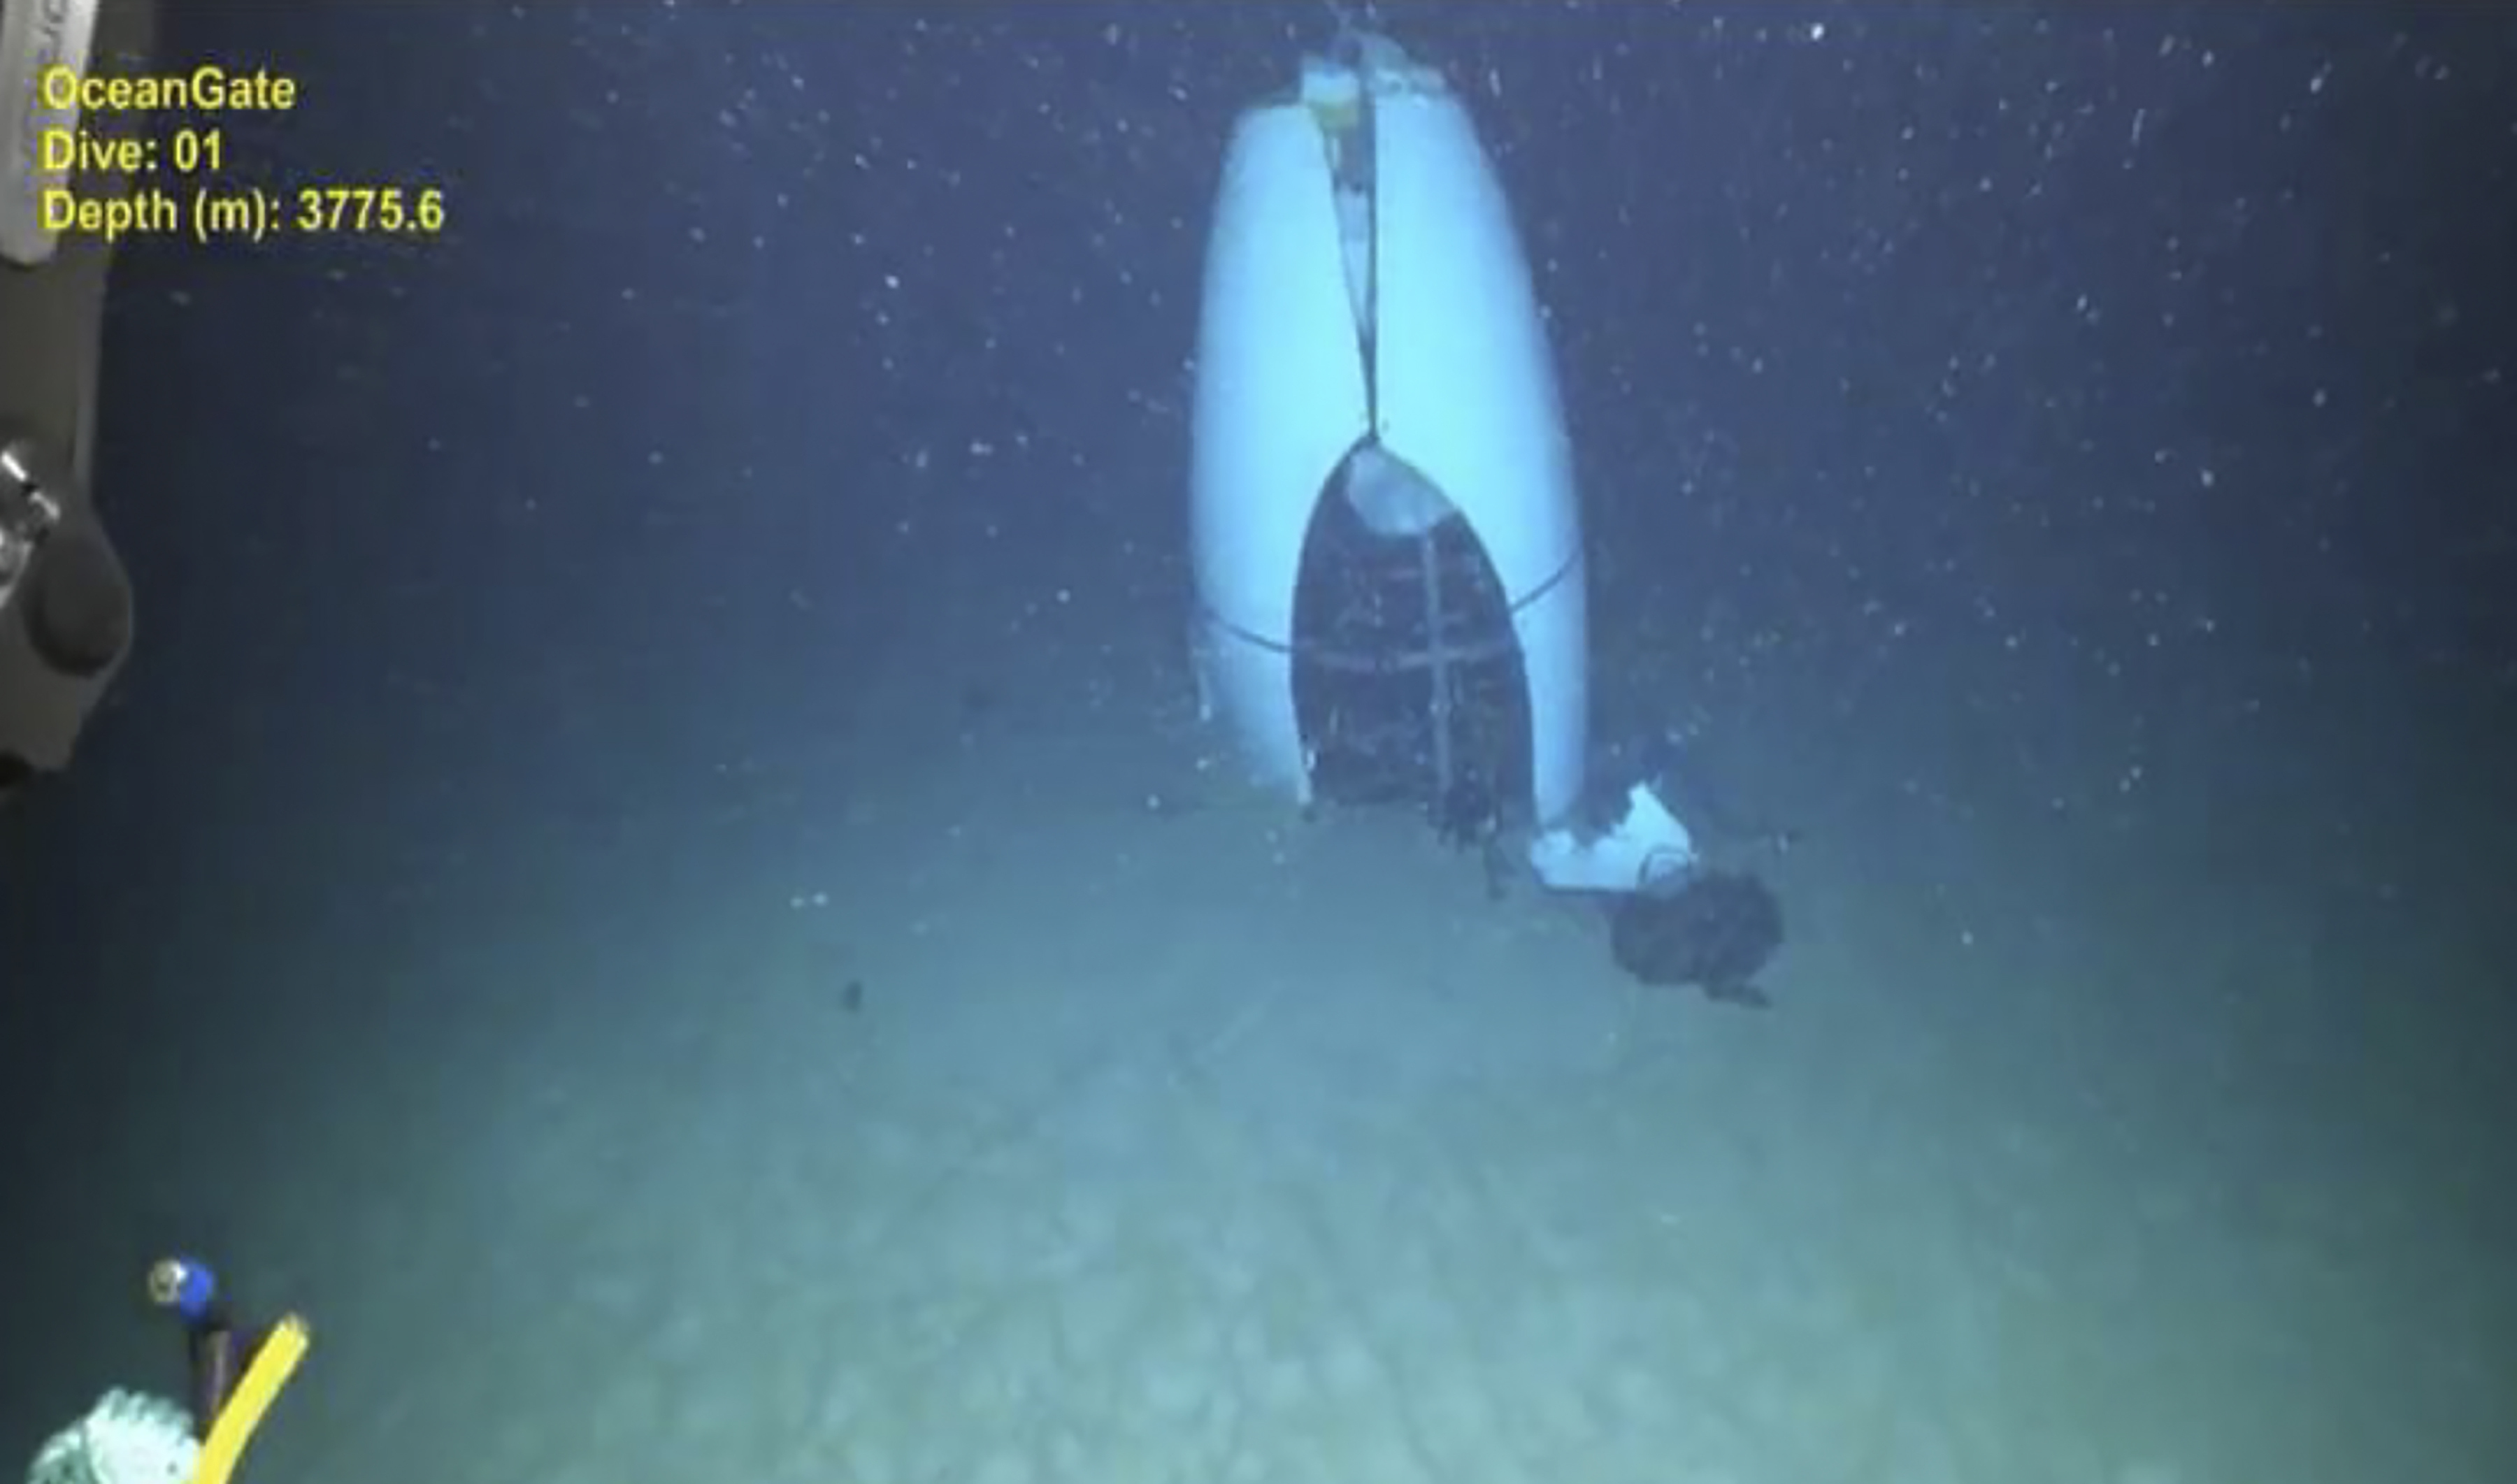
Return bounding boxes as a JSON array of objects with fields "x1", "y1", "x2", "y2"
[{"x1": 14, "y1": 642, "x2": 2512, "y2": 1484}]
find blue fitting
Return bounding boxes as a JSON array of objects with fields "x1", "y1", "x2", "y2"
[{"x1": 148, "y1": 1255, "x2": 218, "y2": 1322}]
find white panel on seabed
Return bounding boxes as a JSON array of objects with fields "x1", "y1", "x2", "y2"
[
  {"x1": 1189, "y1": 99, "x2": 1373, "y2": 801},
  {"x1": 1370, "y1": 82, "x2": 1589, "y2": 823},
  {"x1": 1189, "y1": 38, "x2": 1589, "y2": 823}
]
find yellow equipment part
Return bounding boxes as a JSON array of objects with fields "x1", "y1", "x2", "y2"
[{"x1": 188, "y1": 1315, "x2": 310, "y2": 1484}]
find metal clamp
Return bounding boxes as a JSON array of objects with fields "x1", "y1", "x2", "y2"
[
  {"x1": 0, "y1": 419, "x2": 129, "y2": 779},
  {"x1": 0, "y1": 428, "x2": 69, "y2": 616}
]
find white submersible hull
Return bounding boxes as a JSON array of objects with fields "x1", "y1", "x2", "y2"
[{"x1": 1187, "y1": 35, "x2": 1589, "y2": 828}]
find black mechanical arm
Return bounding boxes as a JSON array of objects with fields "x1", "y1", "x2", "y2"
[{"x1": 0, "y1": 0, "x2": 154, "y2": 798}]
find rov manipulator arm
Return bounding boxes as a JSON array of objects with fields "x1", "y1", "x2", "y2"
[{"x1": 0, "y1": 0, "x2": 155, "y2": 800}]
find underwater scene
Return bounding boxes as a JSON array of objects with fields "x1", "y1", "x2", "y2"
[{"x1": 3, "y1": 6, "x2": 2513, "y2": 1484}]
